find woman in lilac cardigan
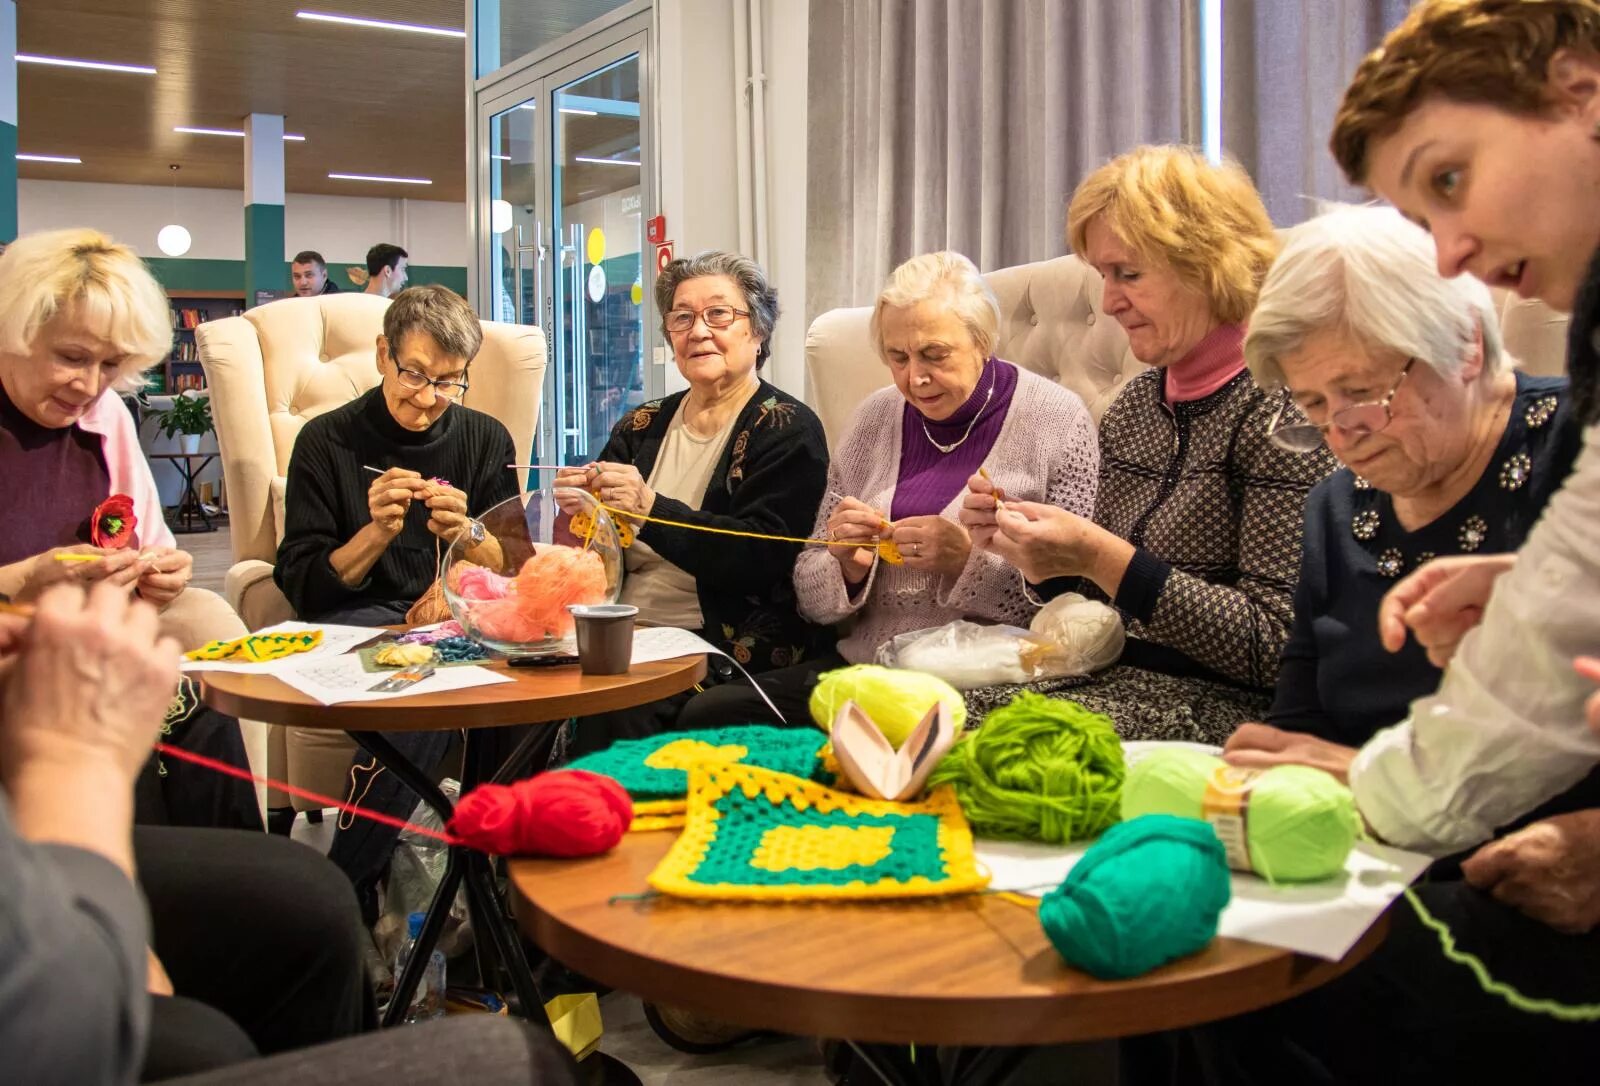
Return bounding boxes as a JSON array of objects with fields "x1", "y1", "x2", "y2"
[{"x1": 679, "y1": 250, "x2": 1099, "y2": 728}]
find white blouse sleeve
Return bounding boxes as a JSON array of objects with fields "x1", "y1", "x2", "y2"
[{"x1": 1350, "y1": 422, "x2": 1600, "y2": 855}]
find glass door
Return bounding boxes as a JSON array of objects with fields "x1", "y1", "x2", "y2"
[{"x1": 476, "y1": 26, "x2": 652, "y2": 467}]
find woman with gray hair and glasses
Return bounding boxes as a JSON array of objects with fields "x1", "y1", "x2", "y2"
[
  {"x1": 555, "y1": 251, "x2": 832, "y2": 759},
  {"x1": 1224, "y1": 204, "x2": 1589, "y2": 782}
]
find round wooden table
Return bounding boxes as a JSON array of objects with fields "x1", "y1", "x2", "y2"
[
  {"x1": 512, "y1": 830, "x2": 1388, "y2": 1078},
  {"x1": 201, "y1": 652, "x2": 708, "y2": 1029}
]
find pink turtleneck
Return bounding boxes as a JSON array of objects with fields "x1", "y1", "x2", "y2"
[{"x1": 1162, "y1": 322, "x2": 1247, "y2": 404}]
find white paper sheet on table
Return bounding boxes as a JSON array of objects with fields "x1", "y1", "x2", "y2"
[
  {"x1": 271, "y1": 651, "x2": 513, "y2": 706},
  {"x1": 179, "y1": 621, "x2": 391, "y2": 674},
  {"x1": 628, "y1": 627, "x2": 786, "y2": 722},
  {"x1": 975, "y1": 837, "x2": 1430, "y2": 961}
]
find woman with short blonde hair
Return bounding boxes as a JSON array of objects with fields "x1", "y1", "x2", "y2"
[{"x1": 964, "y1": 146, "x2": 1332, "y2": 717}]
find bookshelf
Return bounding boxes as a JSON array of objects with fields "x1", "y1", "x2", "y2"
[{"x1": 157, "y1": 289, "x2": 244, "y2": 394}]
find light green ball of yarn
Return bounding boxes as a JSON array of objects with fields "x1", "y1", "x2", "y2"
[
  {"x1": 927, "y1": 692, "x2": 1124, "y2": 844},
  {"x1": 808, "y1": 664, "x2": 966, "y2": 749},
  {"x1": 1121, "y1": 748, "x2": 1360, "y2": 883}
]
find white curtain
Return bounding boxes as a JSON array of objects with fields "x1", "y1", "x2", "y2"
[
  {"x1": 1221, "y1": 0, "x2": 1412, "y2": 226},
  {"x1": 806, "y1": 0, "x2": 1194, "y2": 319}
]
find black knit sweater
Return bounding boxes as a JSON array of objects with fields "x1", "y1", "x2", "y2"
[
  {"x1": 275, "y1": 388, "x2": 518, "y2": 619},
  {"x1": 599, "y1": 381, "x2": 836, "y2": 670}
]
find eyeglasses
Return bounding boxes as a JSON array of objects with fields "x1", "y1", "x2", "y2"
[
  {"x1": 663, "y1": 305, "x2": 750, "y2": 334},
  {"x1": 393, "y1": 363, "x2": 469, "y2": 399},
  {"x1": 1268, "y1": 357, "x2": 1416, "y2": 453}
]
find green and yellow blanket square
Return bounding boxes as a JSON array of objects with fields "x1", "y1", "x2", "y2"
[
  {"x1": 565, "y1": 725, "x2": 835, "y2": 829},
  {"x1": 648, "y1": 763, "x2": 991, "y2": 902}
]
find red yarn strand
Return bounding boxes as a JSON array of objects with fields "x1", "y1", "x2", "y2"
[{"x1": 154, "y1": 741, "x2": 462, "y2": 845}]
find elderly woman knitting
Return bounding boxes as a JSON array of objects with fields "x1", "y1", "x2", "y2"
[
  {"x1": 0, "y1": 227, "x2": 258, "y2": 829},
  {"x1": 960, "y1": 146, "x2": 1332, "y2": 738},
  {"x1": 679, "y1": 250, "x2": 1098, "y2": 729}
]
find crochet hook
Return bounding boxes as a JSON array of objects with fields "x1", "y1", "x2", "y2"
[{"x1": 977, "y1": 467, "x2": 1007, "y2": 509}]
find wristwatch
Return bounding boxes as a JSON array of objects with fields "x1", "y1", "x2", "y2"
[{"x1": 467, "y1": 519, "x2": 487, "y2": 545}]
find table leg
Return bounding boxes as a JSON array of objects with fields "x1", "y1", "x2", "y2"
[{"x1": 349, "y1": 728, "x2": 551, "y2": 1033}]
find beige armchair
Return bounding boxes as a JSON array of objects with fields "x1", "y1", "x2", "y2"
[
  {"x1": 197, "y1": 293, "x2": 546, "y2": 808},
  {"x1": 1497, "y1": 292, "x2": 1569, "y2": 377},
  {"x1": 805, "y1": 254, "x2": 1144, "y2": 448}
]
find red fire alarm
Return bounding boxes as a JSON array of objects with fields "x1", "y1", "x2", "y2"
[
  {"x1": 655, "y1": 242, "x2": 675, "y2": 273},
  {"x1": 646, "y1": 215, "x2": 666, "y2": 245}
]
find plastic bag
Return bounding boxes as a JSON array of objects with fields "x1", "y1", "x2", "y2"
[
  {"x1": 375, "y1": 779, "x2": 473, "y2": 964},
  {"x1": 874, "y1": 597, "x2": 1124, "y2": 690}
]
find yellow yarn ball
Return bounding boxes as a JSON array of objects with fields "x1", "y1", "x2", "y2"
[
  {"x1": 808, "y1": 665, "x2": 966, "y2": 749},
  {"x1": 1121, "y1": 748, "x2": 1360, "y2": 883}
]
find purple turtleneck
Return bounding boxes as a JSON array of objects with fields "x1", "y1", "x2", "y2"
[{"x1": 891, "y1": 357, "x2": 1018, "y2": 520}]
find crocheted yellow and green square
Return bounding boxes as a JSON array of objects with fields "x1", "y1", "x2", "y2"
[
  {"x1": 648, "y1": 763, "x2": 990, "y2": 901},
  {"x1": 564, "y1": 725, "x2": 834, "y2": 831}
]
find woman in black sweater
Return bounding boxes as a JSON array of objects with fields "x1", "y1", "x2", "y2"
[
  {"x1": 274, "y1": 286, "x2": 518, "y2": 908},
  {"x1": 555, "y1": 251, "x2": 833, "y2": 759}
]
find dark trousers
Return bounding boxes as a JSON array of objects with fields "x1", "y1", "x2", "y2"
[
  {"x1": 674, "y1": 651, "x2": 849, "y2": 731},
  {"x1": 1187, "y1": 879, "x2": 1600, "y2": 1084},
  {"x1": 137, "y1": 826, "x2": 374, "y2": 1082},
  {"x1": 157, "y1": 1014, "x2": 581, "y2": 1086},
  {"x1": 136, "y1": 676, "x2": 262, "y2": 832}
]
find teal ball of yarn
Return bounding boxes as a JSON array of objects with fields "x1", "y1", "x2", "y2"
[
  {"x1": 1039, "y1": 815, "x2": 1231, "y2": 980},
  {"x1": 927, "y1": 692, "x2": 1124, "y2": 844},
  {"x1": 1122, "y1": 748, "x2": 1360, "y2": 883}
]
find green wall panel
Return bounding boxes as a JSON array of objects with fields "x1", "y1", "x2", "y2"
[{"x1": 0, "y1": 121, "x2": 16, "y2": 244}]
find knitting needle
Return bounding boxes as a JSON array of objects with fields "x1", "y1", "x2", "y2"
[{"x1": 506, "y1": 464, "x2": 581, "y2": 472}]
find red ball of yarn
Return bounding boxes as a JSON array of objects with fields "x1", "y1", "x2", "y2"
[{"x1": 449, "y1": 769, "x2": 632, "y2": 857}]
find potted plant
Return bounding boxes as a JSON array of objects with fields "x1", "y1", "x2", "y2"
[{"x1": 152, "y1": 390, "x2": 213, "y2": 454}]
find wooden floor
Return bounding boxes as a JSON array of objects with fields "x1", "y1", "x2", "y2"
[{"x1": 178, "y1": 524, "x2": 232, "y2": 595}]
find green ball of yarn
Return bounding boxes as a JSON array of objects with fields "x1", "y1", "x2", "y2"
[
  {"x1": 809, "y1": 664, "x2": 966, "y2": 749},
  {"x1": 927, "y1": 692, "x2": 1124, "y2": 844},
  {"x1": 1040, "y1": 814, "x2": 1231, "y2": 980},
  {"x1": 1121, "y1": 748, "x2": 1360, "y2": 883}
]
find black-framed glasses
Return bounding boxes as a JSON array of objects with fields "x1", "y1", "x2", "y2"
[
  {"x1": 1268, "y1": 357, "x2": 1416, "y2": 453},
  {"x1": 393, "y1": 363, "x2": 469, "y2": 399},
  {"x1": 664, "y1": 305, "x2": 750, "y2": 333}
]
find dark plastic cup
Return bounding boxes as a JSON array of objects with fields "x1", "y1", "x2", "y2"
[{"x1": 567, "y1": 604, "x2": 638, "y2": 675}]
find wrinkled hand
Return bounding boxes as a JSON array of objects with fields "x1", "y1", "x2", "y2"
[
  {"x1": 1222, "y1": 722, "x2": 1357, "y2": 783},
  {"x1": 1579, "y1": 657, "x2": 1600, "y2": 737},
  {"x1": 590, "y1": 461, "x2": 655, "y2": 519},
  {"x1": 1378, "y1": 553, "x2": 1516, "y2": 667},
  {"x1": 368, "y1": 468, "x2": 425, "y2": 537},
  {"x1": 20, "y1": 545, "x2": 144, "y2": 601},
  {"x1": 891, "y1": 515, "x2": 972, "y2": 578},
  {"x1": 0, "y1": 583, "x2": 180, "y2": 784},
  {"x1": 1462, "y1": 810, "x2": 1600, "y2": 934},
  {"x1": 825, "y1": 496, "x2": 886, "y2": 585},
  {"x1": 422, "y1": 482, "x2": 473, "y2": 544},
  {"x1": 985, "y1": 502, "x2": 1105, "y2": 583},
  {"x1": 135, "y1": 546, "x2": 193, "y2": 607},
  {"x1": 959, "y1": 473, "x2": 1003, "y2": 548}
]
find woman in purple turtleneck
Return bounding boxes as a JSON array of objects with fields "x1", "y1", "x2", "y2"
[
  {"x1": 964, "y1": 146, "x2": 1335, "y2": 720},
  {"x1": 678, "y1": 250, "x2": 1100, "y2": 729}
]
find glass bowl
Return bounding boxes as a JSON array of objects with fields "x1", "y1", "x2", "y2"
[{"x1": 441, "y1": 487, "x2": 625, "y2": 656}]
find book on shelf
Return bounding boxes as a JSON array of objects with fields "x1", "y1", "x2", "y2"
[{"x1": 170, "y1": 373, "x2": 207, "y2": 393}]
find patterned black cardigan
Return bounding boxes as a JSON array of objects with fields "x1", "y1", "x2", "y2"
[{"x1": 598, "y1": 380, "x2": 836, "y2": 671}]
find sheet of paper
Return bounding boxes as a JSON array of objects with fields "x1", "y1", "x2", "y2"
[
  {"x1": 629, "y1": 627, "x2": 786, "y2": 723},
  {"x1": 974, "y1": 836, "x2": 1430, "y2": 962},
  {"x1": 180, "y1": 621, "x2": 390, "y2": 675},
  {"x1": 272, "y1": 651, "x2": 513, "y2": 706}
]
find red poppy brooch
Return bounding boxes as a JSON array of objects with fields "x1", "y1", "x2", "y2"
[{"x1": 91, "y1": 494, "x2": 137, "y2": 549}]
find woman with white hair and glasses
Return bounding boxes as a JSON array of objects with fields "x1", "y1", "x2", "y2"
[
  {"x1": 1226, "y1": 203, "x2": 1588, "y2": 759},
  {"x1": 679, "y1": 250, "x2": 1099, "y2": 730}
]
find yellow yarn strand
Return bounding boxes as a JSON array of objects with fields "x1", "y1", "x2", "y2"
[
  {"x1": 592, "y1": 502, "x2": 905, "y2": 562},
  {"x1": 1404, "y1": 887, "x2": 1600, "y2": 1022}
]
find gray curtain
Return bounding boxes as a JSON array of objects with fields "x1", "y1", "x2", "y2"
[
  {"x1": 806, "y1": 0, "x2": 1193, "y2": 320},
  {"x1": 1222, "y1": 0, "x2": 1411, "y2": 226}
]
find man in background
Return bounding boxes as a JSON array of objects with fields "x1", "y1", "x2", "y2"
[
  {"x1": 290, "y1": 250, "x2": 341, "y2": 297},
  {"x1": 364, "y1": 243, "x2": 409, "y2": 298}
]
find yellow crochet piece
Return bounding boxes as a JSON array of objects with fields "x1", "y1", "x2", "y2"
[
  {"x1": 648, "y1": 763, "x2": 989, "y2": 902},
  {"x1": 185, "y1": 630, "x2": 324, "y2": 663},
  {"x1": 629, "y1": 797, "x2": 688, "y2": 832},
  {"x1": 569, "y1": 508, "x2": 636, "y2": 548}
]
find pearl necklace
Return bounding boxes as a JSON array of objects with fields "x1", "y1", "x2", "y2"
[{"x1": 921, "y1": 369, "x2": 995, "y2": 454}]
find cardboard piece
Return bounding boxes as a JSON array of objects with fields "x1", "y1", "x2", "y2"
[{"x1": 830, "y1": 698, "x2": 956, "y2": 801}]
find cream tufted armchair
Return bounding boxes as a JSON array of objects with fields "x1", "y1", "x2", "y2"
[
  {"x1": 197, "y1": 293, "x2": 546, "y2": 809},
  {"x1": 805, "y1": 254, "x2": 1143, "y2": 448}
]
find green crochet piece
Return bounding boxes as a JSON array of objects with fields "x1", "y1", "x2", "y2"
[{"x1": 565, "y1": 725, "x2": 831, "y2": 801}]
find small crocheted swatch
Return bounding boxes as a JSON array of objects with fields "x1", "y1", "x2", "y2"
[
  {"x1": 566, "y1": 725, "x2": 833, "y2": 830},
  {"x1": 184, "y1": 630, "x2": 323, "y2": 663},
  {"x1": 647, "y1": 763, "x2": 990, "y2": 901}
]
